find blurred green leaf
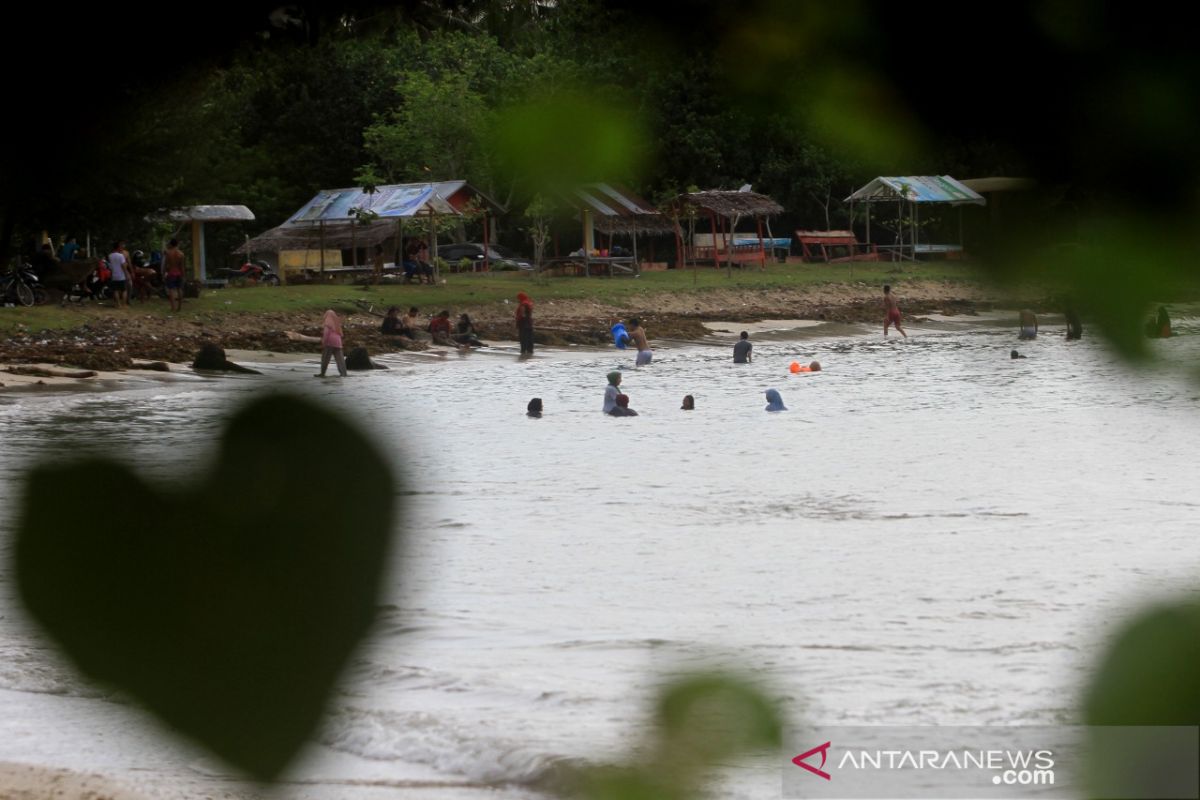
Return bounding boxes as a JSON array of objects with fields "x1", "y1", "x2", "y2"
[
  {"x1": 495, "y1": 88, "x2": 646, "y2": 191},
  {"x1": 1082, "y1": 601, "x2": 1200, "y2": 799},
  {"x1": 656, "y1": 672, "x2": 784, "y2": 764},
  {"x1": 14, "y1": 393, "x2": 398, "y2": 781}
]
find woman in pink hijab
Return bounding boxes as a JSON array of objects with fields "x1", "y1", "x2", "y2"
[{"x1": 317, "y1": 309, "x2": 348, "y2": 377}]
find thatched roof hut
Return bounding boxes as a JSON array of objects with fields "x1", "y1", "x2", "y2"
[{"x1": 673, "y1": 189, "x2": 784, "y2": 218}]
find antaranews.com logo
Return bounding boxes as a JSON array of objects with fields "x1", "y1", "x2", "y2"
[{"x1": 783, "y1": 726, "x2": 1198, "y2": 799}]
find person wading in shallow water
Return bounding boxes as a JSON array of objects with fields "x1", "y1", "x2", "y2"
[
  {"x1": 516, "y1": 292, "x2": 535, "y2": 355},
  {"x1": 883, "y1": 285, "x2": 907, "y2": 338},
  {"x1": 317, "y1": 309, "x2": 347, "y2": 377}
]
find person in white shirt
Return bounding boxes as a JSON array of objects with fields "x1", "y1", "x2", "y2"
[{"x1": 107, "y1": 241, "x2": 130, "y2": 307}]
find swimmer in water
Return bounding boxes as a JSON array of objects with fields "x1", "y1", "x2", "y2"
[
  {"x1": 527, "y1": 398, "x2": 543, "y2": 417},
  {"x1": 765, "y1": 388, "x2": 787, "y2": 412}
]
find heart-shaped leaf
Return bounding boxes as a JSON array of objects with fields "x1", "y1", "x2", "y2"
[{"x1": 13, "y1": 393, "x2": 398, "y2": 781}]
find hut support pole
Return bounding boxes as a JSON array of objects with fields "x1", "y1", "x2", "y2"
[
  {"x1": 482, "y1": 214, "x2": 490, "y2": 272},
  {"x1": 319, "y1": 220, "x2": 326, "y2": 277},
  {"x1": 756, "y1": 215, "x2": 766, "y2": 271}
]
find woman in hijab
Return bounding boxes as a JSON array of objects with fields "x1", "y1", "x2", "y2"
[
  {"x1": 527, "y1": 398, "x2": 543, "y2": 418},
  {"x1": 515, "y1": 292, "x2": 535, "y2": 355},
  {"x1": 380, "y1": 306, "x2": 403, "y2": 335},
  {"x1": 317, "y1": 309, "x2": 348, "y2": 377},
  {"x1": 603, "y1": 371, "x2": 622, "y2": 413},
  {"x1": 455, "y1": 313, "x2": 485, "y2": 347},
  {"x1": 764, "y1": 388, "x2": 787, "y2": 412}
]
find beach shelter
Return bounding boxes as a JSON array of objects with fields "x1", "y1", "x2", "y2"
[
  {"x1": 552, "y1": 183, "x2": 673, "y2": 274},
  {"x1": 239, "y1": 181, "x2": 501, "y2": 277},
  {"x1": 844, "y1": 176, "x2": 985, "y2": 260},
  {"x1": 163, "y1": 205, "x2": 256, "y2": 280},
  {"x1": 669, "y1": 189, "x2": 784, "y2": 274}
]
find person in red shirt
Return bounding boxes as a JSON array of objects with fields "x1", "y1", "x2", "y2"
[{"x1": 428, "y1": 309, "x2": 455, "y2": 345}]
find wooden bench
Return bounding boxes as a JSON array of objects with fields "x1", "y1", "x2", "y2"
[
  {"x1": 795, "y1": 230, "x2": 879, "y2": 263},
  {"x1": 691, "y1": 234, "x2": 773, "y2": 267}
]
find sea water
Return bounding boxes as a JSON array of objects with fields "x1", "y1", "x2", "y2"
[{"x1": 1, "y1": 313, "x2": 1198, "y2": 798}]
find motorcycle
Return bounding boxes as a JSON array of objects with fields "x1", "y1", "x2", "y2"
[
  {"x1": 1, "y1": 264, "x2": 43, "y2": 306},
  {"x1": 218, "y1": 259, "x2": 280, "y2": 286}
]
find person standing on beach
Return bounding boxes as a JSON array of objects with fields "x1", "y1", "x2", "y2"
[
  {"x1": 107, "y1": 242, "x2": 131, "y2": 308},
  {"x1": 1019, "y1": 309, "x2": 1038, "y2": 340},
  {"x1": 371, "y1": 243, "x2": 385, "y2": 284},
  {"x1": 628, "y1": 318, "x2": 652, "y2": 365},
  {"x1": 317, "y1": 309, "x2": 348, "y2": 377},
  {"x1": 162, "y1": 238, "x2": 185, "y2": 312},
  {"x1": 883, "y1": 285, "x2": 907, "y2": 337},
  {"x1": 733, "y1": 331, "x2": 752, "y2": 363},
  {"x1": 516, "y1": 292, "x2": 535, "y2": 355}
]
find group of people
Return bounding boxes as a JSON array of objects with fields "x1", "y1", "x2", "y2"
[
  {"x1": 98, "y1": 239, "x2": 186, "y2": 309},
  {"x1": 380, "y1": 306, "x2": 485, "y2": 347}
]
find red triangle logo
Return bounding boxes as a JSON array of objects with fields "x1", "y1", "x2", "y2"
[{"x1": 792, "y1": 741, "x2": 832, "y2": 780}]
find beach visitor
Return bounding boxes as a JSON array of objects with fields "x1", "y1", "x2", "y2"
[
  {"x1": 527, "y1": 398, "x2": 543, "y2": 418},
  {"x1": 31, "y1": 243, "x2": 57, "y2": 280},
  {"x1": 628, "y1": 318, "x2": 652, "y2": 365},
  {"x1": 401, "y1": 306, "x2": 421, "y2": 337},
  {"x1": 372, "y1": 243, "x2": 385, "y2": 284},
  {"x1": 516, "y1": 292, "x2": 535, "y2": 355},
  {"x1": 429, "y1": 309, "x2": 456, "y2": 345},
  {"x1": 883, "y1": 285, "x2": 907, "y2": 337},
  {"x1": 380, "y1": 306, "x2": 403, "y2": 335},
  {"x1": 764, "y1": 388, "x2": 787, "y2": 412},
  {"x1": 1065, "y1": 299, "x2": 1083, "y2": 340},
  {"x1": 1147, "y1": 306, "x2": 1171, "y2": 338},
  {"x1": 1019, "y1": 309, "x2": 1038, "y2": 340},
  {"x1": 681, "y1": 394, "x2": 695, "y2": 410},
  {"x1": 162, "y1": 238, "x2": 185, "y2": 312},
  {"x1": 808, "y1": 360, "x2": 822, "y2": 372},
  {"x1": 58, "y1": 235, "x2": 79, "y2": 264},
  {"x1": 608, "y1": 394, "x2": 638, "y2": 417},
  {"x1": 107, "y1": 241, "x2": 130, "y2": 308},
  {"x1": 1010, "y1": 349, "x2": 1027, "y2": 359},
  {"x1": 455, "y1": 313, "x2": 485, "y2": 347},
  {"x1": 733, "y1": 331, "x2": 752, "y2": 363},
  {"x1": 317, "y1": 309, "x2": 348, "y2": 377},
  {"x1": 603, "y1": 371, "x2": 622, "y2": 413}
]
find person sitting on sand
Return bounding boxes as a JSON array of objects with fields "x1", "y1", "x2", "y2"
[
  {"x1": 765, "y1": 388, "x2": 787, "y2": 412},
  {"x1": 380, "y1": 306, "x2": 404, "y2": 335},
  {"x1": 608, "y1": 393, "x2": 638, "y2": 417},
  {"x1": 1019, "y1": 309, "x2": 1038, "y2": 340},
  {"x1": 527, "y1": 398, "x2": 543, "y2": 418},
  {"x1": 454, "y1": 313, "x2": 485, "y2": 347},
  {"x1": 401, "y1": 306, "x2": 421, "y2": 337},
  {"x1": 428, "y1": 310, "x2": 457, "y2": 346},
  {"x1": 681, "y1": 394, "x2": 695, "y2": 410},
  {"x1": 603, "y1": 371, "x2": 622, "y2": 413}
]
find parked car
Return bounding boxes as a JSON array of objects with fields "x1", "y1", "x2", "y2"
[{"x1": 438, "y1": 243, "x2": 533, "y2": 271}]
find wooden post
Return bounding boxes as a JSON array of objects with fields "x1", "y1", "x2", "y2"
[
  {"x1": 756, "y1": 215, "x2": 766, "y2": 271},
  {"x1": 191, "y1": 220, "x2": 203, "y2": 280},
  {"x1": 351, "y1": 222, "x2": 357, "y2": 269},
  {"x1": 482, "y1": 213, "x2": 490, "y2": 272}
]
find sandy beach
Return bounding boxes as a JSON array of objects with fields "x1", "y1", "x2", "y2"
[{"x1": 1, "y1": 281, "x2": 1001, "y2": 386}]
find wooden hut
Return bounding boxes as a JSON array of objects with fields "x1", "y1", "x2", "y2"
[{"x1": 669, "y1": 190, "x2": 784, "y2": 272}]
